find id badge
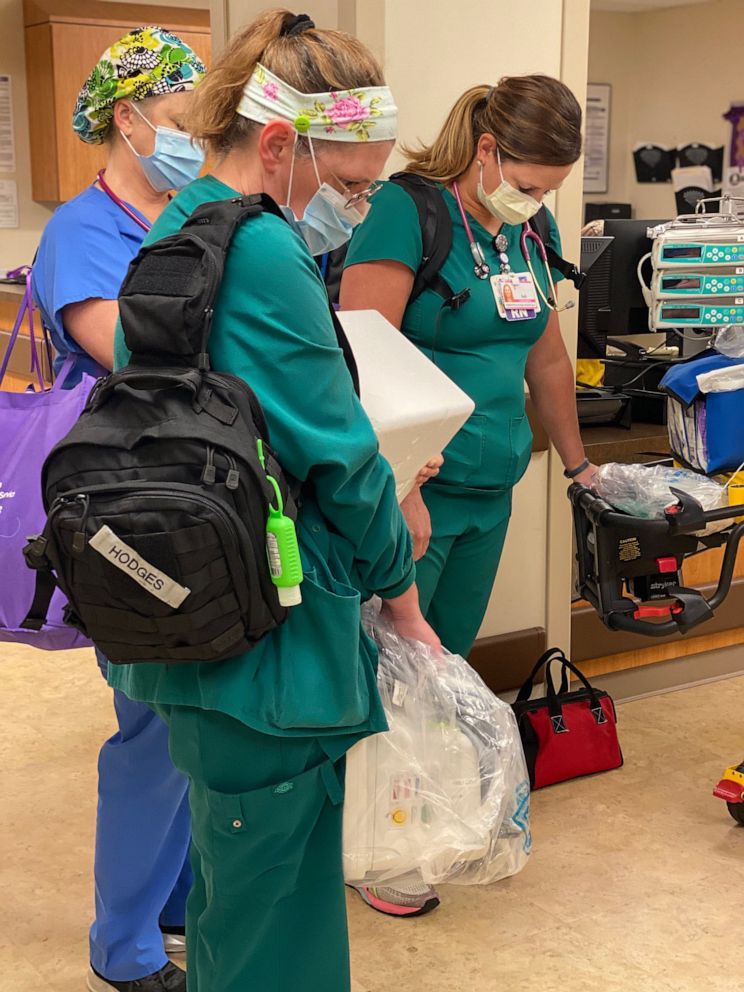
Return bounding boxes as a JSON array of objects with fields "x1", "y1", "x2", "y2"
[{"x1": 493, "y1": 272, "x2": 540, "y2": 321}]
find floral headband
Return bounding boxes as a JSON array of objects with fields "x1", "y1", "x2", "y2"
[{"x1": 236, "y1": 63, "x2": 397, "y2": 142}]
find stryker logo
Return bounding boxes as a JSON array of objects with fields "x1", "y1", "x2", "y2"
[{"x1": 89, "y1": 526, "x2": 190, "y2": 609}]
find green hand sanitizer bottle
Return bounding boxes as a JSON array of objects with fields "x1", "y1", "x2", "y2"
[{"x1": 258, "y1": 440, "x2": 303, "y2": 607}]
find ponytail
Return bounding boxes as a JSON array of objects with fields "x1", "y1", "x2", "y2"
[
  {"x1": 188, "y1": 8, "x2": 385, "y2": 156},
  {"x1": 403, "y1": 75, "x2": 583, "y2": 184}
]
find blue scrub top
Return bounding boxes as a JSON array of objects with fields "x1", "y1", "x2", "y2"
[{"x1": 32, "y1": 184, "x2": 149, "y2": 386}]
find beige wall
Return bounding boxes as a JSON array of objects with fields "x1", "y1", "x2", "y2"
[
  {"x1": 587, "y1": 0, "x2": 743, "y2": 221},
  {"x1": 0, "y1": 0, "x2": 54, "y2": 269},
  {"x1": 0, "y1": 0, "x2": 210, "y2": 271}
]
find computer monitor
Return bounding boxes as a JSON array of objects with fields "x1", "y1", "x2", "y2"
[
  {"x1": 603, "y1": 218, "x2": 668, "y2": 336},
  {"x1": 584, "y1": 202, "x2": 632, "y2": 224},
  {"x1": 577, "y1": 235, "x2": 613, "y2": 358}
]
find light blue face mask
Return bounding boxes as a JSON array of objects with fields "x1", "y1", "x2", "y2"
[
  {"x1": 280, "y1": 137, "x2": 363, "y2": 255},
  {"x1": 122, "y1": 104, "x2": 204, "y2": 193}
]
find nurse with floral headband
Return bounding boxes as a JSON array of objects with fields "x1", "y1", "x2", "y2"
[
  {"x1": 107, "y1": 9, "x2": 438, "y2": 992},
  {"x1": 32, "y1": 25, "x2": 205, "y2": 992}
]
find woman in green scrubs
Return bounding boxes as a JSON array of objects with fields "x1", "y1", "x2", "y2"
[
  {"x1": 341, "y1": 76, "x2": 597, "y2": 915},
  {"x1": 107, "y1": 11, "x2": 438, "y2": 992}
]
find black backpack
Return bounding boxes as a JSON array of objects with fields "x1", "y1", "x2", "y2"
[
  {"x1": 323, "y1": 172, "x2": 584, "y2": 308},
  {"x1": 21, "y1": 194, "x2": 356, "y2": 664}
]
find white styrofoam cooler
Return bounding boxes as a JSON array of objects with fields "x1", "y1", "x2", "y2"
[{"x1": 338, "y1": 310, "x2": 475, "y2": 502}]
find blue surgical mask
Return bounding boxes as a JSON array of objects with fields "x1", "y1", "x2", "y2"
[
  {"x1": 122, "y1": 104, "x2": 204, "y2": 193},
  {"x1": 280, "y1": 137, "x2": 363, "y2": 255}
]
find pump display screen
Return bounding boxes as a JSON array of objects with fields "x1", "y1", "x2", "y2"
[
  {"x1": 661, "y1": 276, "x2": 702, "y2": 291},
  {"x1": 663, "y1": 246, "x2": 703, "y2": 259},
  {"x1": 661, "y1": 306, "x2": 700, "y2": 319}
]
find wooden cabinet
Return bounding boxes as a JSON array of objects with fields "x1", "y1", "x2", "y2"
[{"x1": 23, "y1": 0, "x2": 210, "y2": 203}]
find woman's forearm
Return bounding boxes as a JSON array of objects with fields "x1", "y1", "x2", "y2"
[{"x1": 526, "y1": 350, "x2": 586, "y2": 471}]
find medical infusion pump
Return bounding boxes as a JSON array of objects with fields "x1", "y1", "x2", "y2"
[
  {"x1": 652, "y1": 300, "x2": 744, "y2": 330},
  {"x1": 652, "y1": 270, "x2": 744, "y2": 299},
  {"x1": 652, "y1": 232, "x2": 744, "y2": 269},
  {"x1": 644, "y1": 203, "x2": 744, "y2": 333}
]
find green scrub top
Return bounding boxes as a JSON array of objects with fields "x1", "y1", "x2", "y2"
[
  {"x1": 108, "y1": 175, "x2": 415, "y2": 753},
  {"x1": 344, "y1": 181, "x2": 563, "y2": 493}
]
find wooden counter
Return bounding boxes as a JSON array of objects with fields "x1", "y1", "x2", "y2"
[
  {"x1": 0, "y1": 284, "x2": 52, "y2": 387},
  {"x1": 581, "y1": 419, "x2": 670, "y2": 466}
]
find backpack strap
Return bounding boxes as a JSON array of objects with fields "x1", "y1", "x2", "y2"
[
  {"x1": 528, "y1": 206, "x2": 586, "y2": 291},
  {"x1": 120, "y1": 194, "x2": 360, "y2": 395},
  {"x1": 388, "y1": 173, "x2": 462, "y2": 306}
]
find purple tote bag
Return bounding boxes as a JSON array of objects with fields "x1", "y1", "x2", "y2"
[{"x1": 0, "y1": 269, "x2": 95, "y2": 649}]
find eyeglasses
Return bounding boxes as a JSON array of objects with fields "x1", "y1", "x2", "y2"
[{"x1": 328, "y1": 170, "x2": 382, "y2": 209}]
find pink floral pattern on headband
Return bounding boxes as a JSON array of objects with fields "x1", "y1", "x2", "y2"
[
  {"x1": 250, "y1": 65, "x2": 390, "y2": 141},
  {"x1": 296, "y1": 91, "x2": 382, "y2": 140}
]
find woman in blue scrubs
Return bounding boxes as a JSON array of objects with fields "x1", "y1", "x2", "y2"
[{"x1": 32, "y1": 27, "x2": 205, "y2": 992}]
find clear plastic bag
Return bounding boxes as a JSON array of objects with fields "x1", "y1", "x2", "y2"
[
  {"x1": 696, "y1": 363, "x2": 744, "y2": 394},
  {"x1": 714, "y1": 324, "x2": 744, "y2": 359},
  {"x1": 593, "y1": 462, "x2": 728, "y2": 535},
  {"x1": 343, "y1": 605, "x2": 531, "y2": 887}
]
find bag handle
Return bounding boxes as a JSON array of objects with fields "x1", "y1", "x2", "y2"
[
  {"x1": 544, "y1": 656, "x2": 603, "y2": 708},
  {"x1": 516, "y1": 647, "x2": 570, "y2": 702},
  {"x1": 517, "y1": 648, "x2": 608, "y2": 730},
  {"x1": 91, "y1": 368, "x2": 203, "y2": 409},
  {"x1": 0, "y1": 269, "x2": 45, "y2": 391}
]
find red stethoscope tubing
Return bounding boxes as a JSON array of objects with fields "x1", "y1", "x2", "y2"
[{"x1": 97, "y1": 169, "x2": 152, "y2": 233}]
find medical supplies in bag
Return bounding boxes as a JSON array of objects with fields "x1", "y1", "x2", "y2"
[
  {"x1": 661, "y1": 352, "x2": 744, "y2": 473},
  {"x1": 343, "y1": 606, "x2": 531, "y2": 887},
  {"x1": 593, "y1": 462, "x2": 729, "y2": 536}
]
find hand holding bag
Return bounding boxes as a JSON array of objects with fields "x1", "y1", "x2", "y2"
[{"x1": 512, "y1": 648, "x2": 623, "y2": 789}]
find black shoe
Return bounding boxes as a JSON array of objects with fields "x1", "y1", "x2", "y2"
[{"x1": 87, "y1": 961, "x2": 186, "y2": 991}]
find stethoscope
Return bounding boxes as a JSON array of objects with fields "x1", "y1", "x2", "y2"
[
  {"x1": 450, "y1": 180, "x2": 571, "y2": 313},
  {"x1": 97, "y1": 169, "x2": 152, "y2": 233}
]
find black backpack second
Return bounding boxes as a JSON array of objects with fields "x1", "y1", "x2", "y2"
[{"x1": 21, "y1": 195, "x2": 307, "y2": 664}]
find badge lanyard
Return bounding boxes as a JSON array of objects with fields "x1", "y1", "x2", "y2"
[
  {"x1": 97, "y1": 170, "x2": 152, "y2": 233},
  {"x1": 450, "y1": 181, "x2": 570, "y2": 314}
]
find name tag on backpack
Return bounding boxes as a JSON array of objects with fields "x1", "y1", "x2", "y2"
[{"x1": 89, "y1": 526, "x2": 191, "y2": 609}]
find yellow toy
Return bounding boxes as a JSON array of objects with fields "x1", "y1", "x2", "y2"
[{"x1": 713, "y1": 762, "x2": 744, "y2": 824}]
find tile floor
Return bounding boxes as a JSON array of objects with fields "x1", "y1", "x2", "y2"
[{"x1": 2, "y1": 642, "x2": 743, "y2": 992}]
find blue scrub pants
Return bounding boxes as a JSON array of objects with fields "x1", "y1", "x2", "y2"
[{"x1": 90, "y1": 651, "x2": 192, "y2": 981}]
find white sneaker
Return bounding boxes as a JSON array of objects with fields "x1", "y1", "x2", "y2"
[{"x1": 161, "y1": 927, "x2": 186, "y2": 955}]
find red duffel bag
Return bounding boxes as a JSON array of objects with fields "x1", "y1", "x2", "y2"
[{"x1": 512, "y1": 648, "x2": 623, "y2": 790}]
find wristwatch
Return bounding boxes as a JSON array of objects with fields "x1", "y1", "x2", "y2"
[{"x1": 563, "y1": 458, "x2": 590, "y2": 480}]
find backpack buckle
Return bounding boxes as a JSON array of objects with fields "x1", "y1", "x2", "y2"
[
  {"x1": 447, "y1": 289, "x2": 471, "y2": 311},
  {"x1": 23, "y1": 535, "x2": 49, "y2": 569}
]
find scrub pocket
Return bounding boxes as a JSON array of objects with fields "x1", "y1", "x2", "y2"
[
  {"x1": 440, "y1": 413, "x2": 487, "y2": 485},
  {"x1": 193, "y1": 755, "x2": 346, "y2": 910},
  {"x1": 258, "y1": 568, "x2": 370, "y2": 732},
  {"x1": 445, "y1": 412, "x2": 533, "y2": 491},
  {"x1": 508, "y1": 414, "x2": 533, "y2": 487}
]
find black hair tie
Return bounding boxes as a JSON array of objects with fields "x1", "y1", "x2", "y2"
[{"x1": 282, "y1": 13, "x2": 315, "y2": 36}]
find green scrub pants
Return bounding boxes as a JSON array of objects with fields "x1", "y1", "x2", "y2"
[
  {"x1": 417, "y1": 485, "x2": 513, "y2": 658},
  {"x1": 158, "y1": 705, "x2": 350, "y2": 992}
]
